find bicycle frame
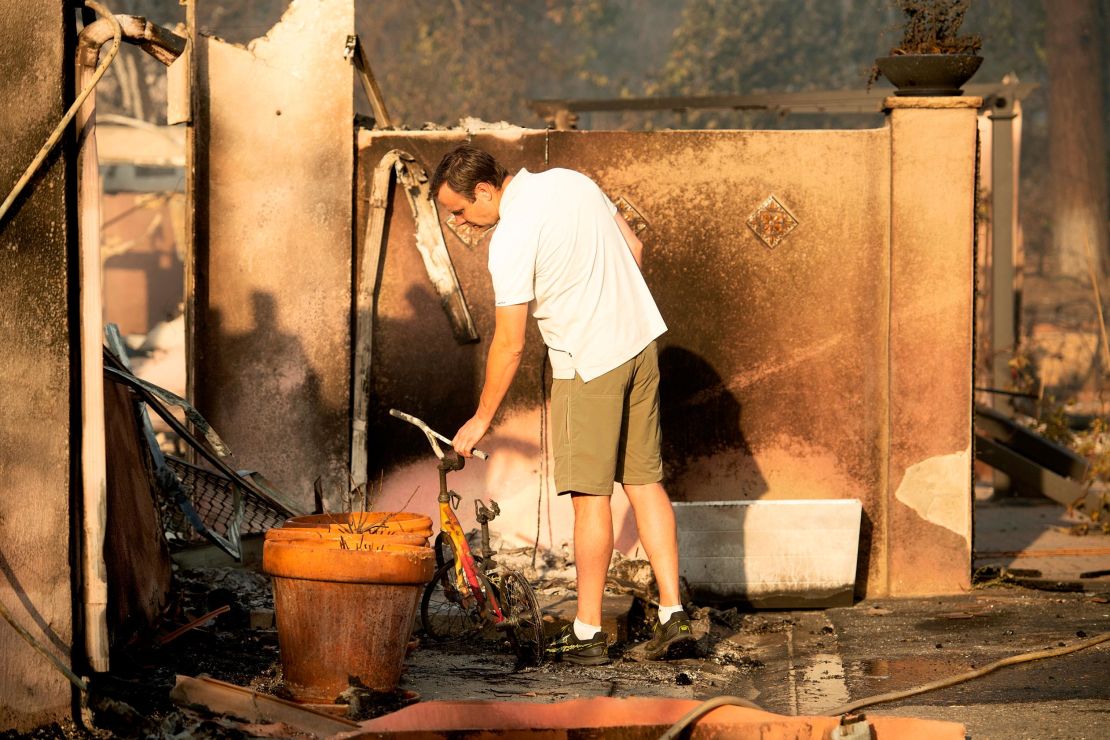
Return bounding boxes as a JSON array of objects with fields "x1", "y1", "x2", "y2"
[{"x1": 436, "y1": 452, "x2": 505, "y2": 623}]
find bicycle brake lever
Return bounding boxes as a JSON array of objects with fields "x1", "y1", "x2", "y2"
[{"x1": 449, "y1": 490, "x2": 462, "y2": 511}]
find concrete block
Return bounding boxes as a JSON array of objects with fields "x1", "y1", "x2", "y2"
[{"x1": 674, "y1": 500, "x2": 862, "y2": 608}]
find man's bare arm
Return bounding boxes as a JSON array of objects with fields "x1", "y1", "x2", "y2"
[
  {"x1": 614, "y1": 212, "x2": 643, "y2": 268},
  {"x1": 453, "y1": 303, "x2": 529, "y2": 457}
]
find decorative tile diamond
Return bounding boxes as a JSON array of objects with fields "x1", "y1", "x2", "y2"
[{"x1": 746, "y1": 195, "x2": 798, "y2": 250}]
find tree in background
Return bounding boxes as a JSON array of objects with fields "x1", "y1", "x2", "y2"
[
  {"x1": 94, "y1": 0, "x2": 1109, "y2": 300},
  {"x1": 653, "y1": 0, "x2": 899, "y2": 128},
  {"x1": 357, "y1": 0, "x2": 625, "y2": 126},
  {"x1": 1044, "y1": 0, "x2": 1108, "y2": 283}
]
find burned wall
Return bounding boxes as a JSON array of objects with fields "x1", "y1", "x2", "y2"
[
  {"x1": 0, "y1": 0, "x2": 77, "y2": 730},
  {"x1": 357, "y1": 126, "x2": 896, "y2": 592},
  {"x1": 356, "y1": 110, "x2": 975, "y2": 598},
  {"x1": 190, "y1": 0, "x2": 354, "y2": 504}
]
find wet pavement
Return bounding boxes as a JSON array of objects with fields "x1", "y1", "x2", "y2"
[{"x1": 397, "y1": 587, "x2": 1109, "y2": 739}]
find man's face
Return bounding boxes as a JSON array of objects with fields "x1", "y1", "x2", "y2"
[{"x1": 437, "y1": 182, "x2": 500, "y2": 228}]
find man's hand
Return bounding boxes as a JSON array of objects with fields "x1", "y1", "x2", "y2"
[{"x1": 453, "y1": 414, "x2": 491, "y2": 458}]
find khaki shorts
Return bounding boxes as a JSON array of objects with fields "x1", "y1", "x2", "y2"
[{"x1": 552, "y1": 341, "x2": 663, "y2": 495}]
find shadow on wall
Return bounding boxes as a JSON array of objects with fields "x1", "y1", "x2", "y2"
[
  {"x1": 207, "y1": 291, "x2": 336, "y2": 500},
  {"x1": 659, "y1": 345, "x2": 767, "y2": 502}
]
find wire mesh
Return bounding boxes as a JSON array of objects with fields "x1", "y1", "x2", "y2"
[{"x1": 160, "y1": 456, "x2": 287, "y2": 548}]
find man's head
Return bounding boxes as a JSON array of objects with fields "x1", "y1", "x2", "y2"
[{"x1": 430, "y1": 145, "x2": 508, "y2": 228}]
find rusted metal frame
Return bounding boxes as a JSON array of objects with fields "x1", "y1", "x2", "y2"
[
  {"x1": 987, "y1": 90, "x2": 1018, "y2": 439},
  {"x1": 975, "y1": 547, "x2": 1110, "y2": 559},
  {"x1": 104, "y1": 327, "x2": 241, "y2": 559},
  {"x1": 349, "y1": 151, "x2": 479, "y2": 487},
  {"x1": 974, "y1": 435, "x2": 1087, "y2": 507},
  {"x1": 344, "y1": 34, "x2": 393, "y2": 128},
  {"x1": 974, "y1": 405, "x2": 1089, "y2": 480},
  {"x1": 102, "y1": 350, "x2": 246, "y2": 559},
  {"x1": 530, "y1": 81, "x2": 1039, "y2": 128},
  {"x1": 102, "y1": 364, "x2": 301, "y2": 521}
]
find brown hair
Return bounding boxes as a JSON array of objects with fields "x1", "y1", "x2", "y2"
[{"x1": 430, "y1": 145, "x2": 508, "y2": 201}]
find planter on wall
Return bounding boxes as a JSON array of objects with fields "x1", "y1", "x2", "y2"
[
  {"x1": 876, "y1": 54, "x2": 983, "y2": 96},
  {"x1": 263, "y1": 536, "x2": 435, "y2": 701}
]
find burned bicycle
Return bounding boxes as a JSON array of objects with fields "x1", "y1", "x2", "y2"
[{"x1": 389, "y1": 410, "x2": 545, "y2": 665}]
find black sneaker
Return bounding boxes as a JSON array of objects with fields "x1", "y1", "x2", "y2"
[
  {"x1": 545, "y1": 624, "x2": 610, "y2": 665},
  {"x1": 644, "y1": 609, "x2": 696, "y2": 660}
]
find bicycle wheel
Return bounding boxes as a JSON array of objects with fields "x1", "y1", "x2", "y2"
[
  {"x1": 420, "y1": 560, "x2": 488, "y2": 641},
  {"x1": 491, "y1": 567, "x2": 545, "y2": 665}
]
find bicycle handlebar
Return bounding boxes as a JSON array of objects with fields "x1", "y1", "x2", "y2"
[{"x1": 389, "y1": 408, "x2": 489, "y2": 461}]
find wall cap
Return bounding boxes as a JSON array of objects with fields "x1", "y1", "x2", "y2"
[{"x1": 883, "y1": 96, "x2": 983, "y2": 110}]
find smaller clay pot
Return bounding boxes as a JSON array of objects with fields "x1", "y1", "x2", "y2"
[
  {"x1": 283, "y1": 511, "x2": 432, "y2": 539},
  {"x1": 264, "y1": 528, "x2": 428, "y2": 548}
]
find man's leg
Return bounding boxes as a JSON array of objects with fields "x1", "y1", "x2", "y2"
[
  {"x1": 570, "y1": 492, "x2": 614, "y2": 626},
  {"x1": 626, "y1": 480, "x2": 694, "y2": 659},
  {"x1": 623, "y1": 481, "x2": 680, "y2": 608}
]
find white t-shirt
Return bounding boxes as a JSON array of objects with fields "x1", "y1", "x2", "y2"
[{"x1": 488, "y1": 168, "x2": 667, "y2": 382}]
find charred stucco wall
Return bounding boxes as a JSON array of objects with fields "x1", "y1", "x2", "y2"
[
  {"x1": 191, "y1": 0, "x2": 354, "y2": 503},
  {"x1": 357, "y1": 107, "x2": 976, "y2": 597},
  {"x1": 0, "y1": 0, "x2": 76, "y2": 730}
]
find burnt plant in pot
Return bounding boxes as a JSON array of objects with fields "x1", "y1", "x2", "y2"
[{"x1": 871, "y1": 0, "x2": 983, "y2": 96}]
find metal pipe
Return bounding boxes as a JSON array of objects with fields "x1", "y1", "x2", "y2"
[
  {"x1": 988, "y1": 83, "x2": 1019, "y2": 498},
  {"x1": 78, "y1": 13, "x2": 185, "y2": 68},
  {"x1": 0, "y1": 6, "x2": 120, "y2": 227}
]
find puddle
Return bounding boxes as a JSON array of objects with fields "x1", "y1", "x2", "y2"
[
  {"x1": 795, "y1": 653, "x2": 850, "y2": 713},
  {"x1": 850, "y1": 656, "x2": 971, "y2": 684}
]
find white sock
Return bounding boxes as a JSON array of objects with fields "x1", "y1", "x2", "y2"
[
  {"x1": 573, "y1": 617, "x2": 601, "y2": 640},
  {"x1": 658, "y1": 604, "x2": 684, "y2": 624}
]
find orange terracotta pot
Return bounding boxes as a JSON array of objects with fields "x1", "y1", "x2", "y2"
[{"x1": 263, "y1": 537, "x2": 435, "y2": 701}]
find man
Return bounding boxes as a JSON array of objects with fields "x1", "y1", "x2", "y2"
[{"x1": 431, "y1": 145, "x2": 693, "y2": 665}]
